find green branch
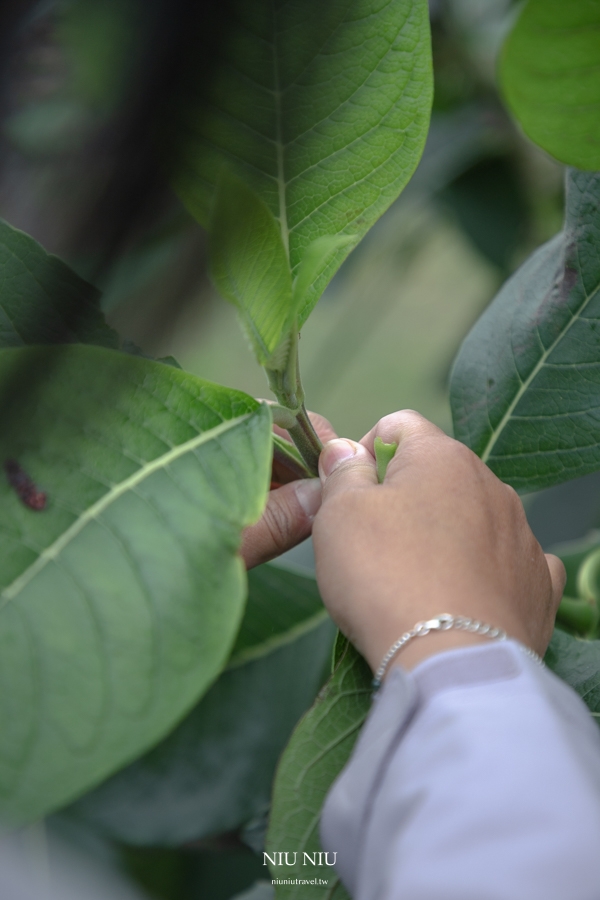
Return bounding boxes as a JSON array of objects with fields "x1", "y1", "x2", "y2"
[{"x1": 266, "y1": 330, "x2": 322, "y2": 475}]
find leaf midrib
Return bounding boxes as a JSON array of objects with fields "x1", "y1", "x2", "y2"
[
  {"x1": 272, "y1": 5, "x2": 289, "y2": 261},
  {"x1": 0, "y1": 413, "x2": 253, "y2": 609},
  {"x1": 226, "y1": 608, "x2": 329, "y2": 670},
  {"x1": 480, "y1": 263, "x2": 600, "y2": 464}
]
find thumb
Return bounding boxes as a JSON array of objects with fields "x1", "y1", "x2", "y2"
[{"x1": 319, "y1": 439, "x2": 378, "y2": 500}]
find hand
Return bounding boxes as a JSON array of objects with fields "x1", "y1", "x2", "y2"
[
  {"x1": 312, "y1": 410, "x2": 566, "y2": 674},
  {"x1": 240, "y1": 411, "x2": 337, "y2": 569}
]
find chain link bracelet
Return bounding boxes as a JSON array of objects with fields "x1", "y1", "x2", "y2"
[{"x1": 372, "y1": 613, "x2": 543, "y2": 691}]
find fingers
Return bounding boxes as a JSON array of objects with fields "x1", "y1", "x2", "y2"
[
  {"x1": 359, "y1": 410, "x2": 447, "y2": 481},
  {"x1": 319, "y1": 439, "x2": 378, "y2": 501},
  {"x1": 318, "y1": 411, "x2": 443, "y2": 500},
  {"x1": 545, "y1": 553, "x2": 567, "y2": 612},
  {"x1": 361, "y1": 409, "x2": 445, "y2": 451},
  {"x1": 307, "y1": 411, "x2": 338, "y2": 444},
  {"x1": 240, "y1": 478, "x2": 322, "y2": 569}
]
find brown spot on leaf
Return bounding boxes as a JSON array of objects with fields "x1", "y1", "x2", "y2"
[{"x1": 5, "y1": 460, "x2": 47, "y2": 510}]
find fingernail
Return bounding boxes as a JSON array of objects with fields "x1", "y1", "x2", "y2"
[
  {"x1": 294, "y1": 478, "x2": 322, "y2": 519},
  {"x1": 319, "y1": 439, "x2": 362, "y2": 479}
]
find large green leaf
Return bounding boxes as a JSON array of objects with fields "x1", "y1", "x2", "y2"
[
  {"x1": 210, "y1": 173, "x2": 293, "y2": 368},
  {"x1": 500, "y1": 0, "x2": 600, "y2": 170},
  {"x1": 545, "y1": 629, "x2": 600, "y2": 717},
  {"x1": 266, "y1": 637, "x2": 372, "y2": 900},
  {"x1": 210, "y1": 172, "x2": 359, "y2": 369},
  {"x1": 229, "y1": 563, "x2": 329, "y2": 664},
  {"x1": 0, "y1": 344, "x2": 272, "y2": 824},
  {"x1": 450, "y1": 169, "x2": 600, "y2": 492},
  {"x1": 176, "y1": 0, "x2": 433, "y2": 325},
  {"x1": 0, "y1": 219, "x2": 117, "y2": 349},
  {"x1": 62, "y1": 565, "x2": 336, "y2": 845}
]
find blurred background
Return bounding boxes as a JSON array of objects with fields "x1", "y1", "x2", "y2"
[
  {"x1": 0, "y1": 0, "x2": 562, "y2": 439},
  {"x1": 0, "y1": 0, "x2": 596, "y2": 897}
]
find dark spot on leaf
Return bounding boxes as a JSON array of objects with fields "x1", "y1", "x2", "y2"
[
  {"x1": 487, "y1": 378, "x2": 495, "y2": 389},
  {"x1": 4, "y1": 460, "x2": 47, "y2": 511},
  {"x1": 561, "y1": 265, "x2": 578, "y2": 299}
]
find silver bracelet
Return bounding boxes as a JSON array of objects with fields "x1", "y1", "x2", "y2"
[{"x1": 372, "y1": 613, "x2": 543, "y2": 691}]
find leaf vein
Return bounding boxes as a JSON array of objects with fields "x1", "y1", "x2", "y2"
[{"x1": 0, "y1": 414, "x2": 252, "y2": 609}]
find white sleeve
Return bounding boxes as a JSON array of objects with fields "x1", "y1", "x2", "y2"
[{"x1": 320, "y1": 640, "x2": 600, "y2": 900}]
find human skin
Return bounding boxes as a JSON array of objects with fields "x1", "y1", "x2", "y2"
[
  {"x1": 313, "y1": 410, "x2": 566, "y2": 674},
  {"x1": 241, "y1": 408, "x2": 565, "y2": 677},
  {"x1": 240, "y1": 411, "x2": 333, "y2": 568}
]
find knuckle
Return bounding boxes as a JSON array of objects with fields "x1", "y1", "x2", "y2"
[
  {"x1": 379, "y1": 409, "x2": 426, "y2": 435},
  {"x1": 261, "y1": 495, "x2": 296, "y2": 554},
  {"x1": 547, "y1": 553, "x2": 567, "y2": 588},
  {"x1": 449, "y1": 439, "x2": 477, "y2": 464},
  {"x1": 438, "y1": 438, "x2": 479, "y2": 474},
  {"x1": 503, "y1": 483, "x2": 529, "y2": 522}
]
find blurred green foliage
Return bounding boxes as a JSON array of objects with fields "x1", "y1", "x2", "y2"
[{"x1": 0, "y1": 1, "x2": 575, "y2": 898}]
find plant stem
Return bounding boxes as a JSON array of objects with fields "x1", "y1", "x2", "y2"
[
  {"x1": 286, "y1": 404, "x2": 322, "y2": 475},
  {"x1": 272, "y1": 434, "x2": 314, "y2": 482},
  {"x1": 266, "y1": 329, "x2": 323, "y2": 475}
]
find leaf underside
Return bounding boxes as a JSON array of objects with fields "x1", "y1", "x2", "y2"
[
  {"x1": 500, "y1": 0, "x2": 600, "y2": 170},
  {"x1": 63, "y1": 565, "x2": 336, "y2": 846},
  {"x1": 0, "y1": 345, "x2": 272, "y2": 825},
  {"x1": 176, "y1": 0, "x2": 433, "y2": 324},
  {"x1": 266, "y1": 636, "x2": 372, "y2": 900},
  {"x1": 451, "y1": 169, "x2": 600, "y2": 493},
  {"x1": 545, "y1": 629, "x2": 600, "y2": 717},
  {"x1": 229, "y1": 563, "x2": 328, "y2": 666},
  {"x1": 210, "y1": 172, "x2": 294, "y2": 366}
]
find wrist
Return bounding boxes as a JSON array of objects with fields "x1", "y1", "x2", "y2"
[
  {"x1": 364, "y1": 605, "x2": 534, "y2": 680},
  {"x1": 388, "y1": 628, "x2": 499, "y2": 672}
]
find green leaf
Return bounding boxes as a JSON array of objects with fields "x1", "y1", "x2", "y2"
[
  {"x1": 176, "y1": 0, "x2": 432, "y2": 324},
  {"x1": 266, "y1": 636, "x2": 372, "y2": 900},
  {"x1": 0, "y1": 219, "x2": 117, "y2": 349},
  {"x1": 545, "y1": 628, "x2": 600, "y2": 717},
  {"x1": 500, "y1": 0, "x2": 600, "y2": 170},
  {"x1": 120, "y1": 843, "x2": 267, "y2": 900},
  {"x1": 210, "y1": 172, "x2": 293, "y2": 368},
  {"x1": 291, "y1": 236, "x2": 357, "y2": 318},
  {"x1": 0, "y1": 345, "x2": 272, "y2": 825},
  {"x1": 450, "y1": 169, "x2": 600, "y2": 492},
  {"x1": 229, "y1": 564, "x2": 330, "y2": 665},
  {"x1": 272, "y1": 434, "x2": 313, "y2": 483},
  {"x1": 62, "y1": 565, "x2": 335, "y2": 845}
]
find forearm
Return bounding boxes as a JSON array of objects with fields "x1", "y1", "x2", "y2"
[{"x1": 321, "y1": 641, "x2": 600, "y2": 900}]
